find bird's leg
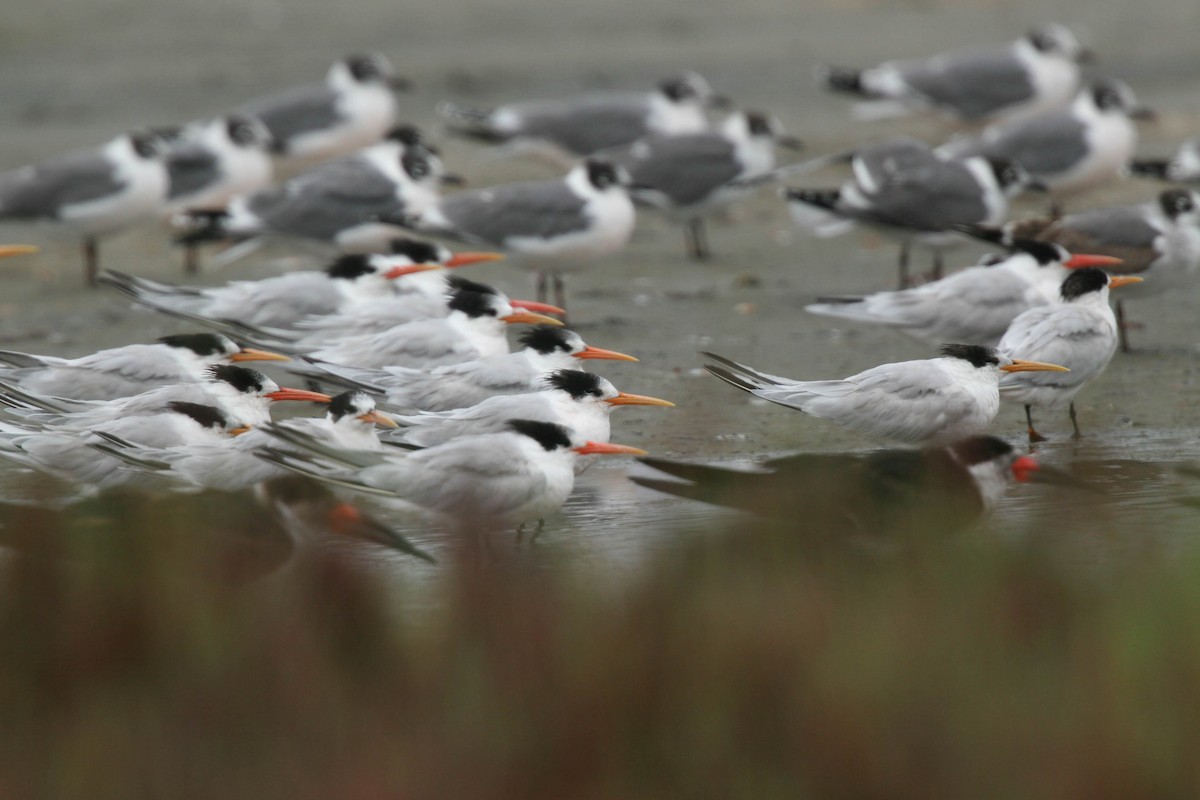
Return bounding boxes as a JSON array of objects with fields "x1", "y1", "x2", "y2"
[
  {"x1": 183, "y1": 242, "x2": 200, "y2": 275},
  {"x1": 515, "y1": 522, "x2": 526, "y2": 540},
  {"x1": 1025, "y1": 405, "x2": 1047, "y2": 443},
  {"x1": 535, "y1": 271, "x2": 548, "y2": 305},
  {"x1": 553, "y1": 274, "x2": 569, "y2": 326},
  {"x1": 531, "y1": 518, "x2": 546, "y2": 542},
  {"x1": 83, "y1": 236, "x2": 99, "y2": 287},
  {"x1": 930, "y1": 250, "x2": 945, "y2": 282},
  {"x1": 685, "y1": 218, "x2": 710, "y2": 261},
  {"x1": 897, "y1": 240, "x2": 911, "y2": 289},
  {"x1": 1069, "y1": 402, "x2": 1082, "y2": 439},
  {"x1": 1115, "y1": 299, "x2": 1139, "y2": 353}
]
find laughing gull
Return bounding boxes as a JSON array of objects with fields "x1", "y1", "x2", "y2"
[
  {"x1": 1132, "y1": 136, "x2": 1200, "y2": 183},
  {"x1": 174, "y1": 128, "x2": 453, "y2": 256},
  {"x1": 236, "y1": 53, "x2": 410, "y2": 170},
  {"x1": 391, "y1": 158, "x2": 637, "y2": 314},
  {"x1": 938, "y1": 79, "x2": 1154, "y2": 197},
  {"x1": 0, "y1": 130, "x2": 168, "y2": 285},
  {"x1": 437, "y1": 71, "x2": 725, "y2": 167},
  {"x1": 786, "y1": 138, "x2": 1040, "y2": 286},
  {"x1": 604, "y1": 110, "x2": 802, "y2": 259},
  {"x1": 163, "y1": 114, "x2": 275, "y2": 273},
  {"x1": 1007, "y1": 188, "x2": 1200, "y2": 351},
  {"x1": 818, "y1": 24, "x2": 1089, "y2": 125}
]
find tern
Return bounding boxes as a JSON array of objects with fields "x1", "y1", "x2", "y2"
[
  {"x1": 938, "y1": 79, "x2": 1154, "y2": 196},
  {"x1": 998, "y1": 268, "x2": 1143, "y2": 441},
  {"x1": 0, "y1": 130, "x2": 168, "y2": 284},
  {"x1": 438, "y1": 71, "x2": 723, "y2": 166},
  {"x1": 703, "y1": 344, "x2": 1068, "y2": 446},
  {"x1": 1132, "y1": 136, "x2": 1200, "y2": 184},
  {"x1": 392, "y1": 158, "x2": 636, "y2": 312},
  {"x1": 235, "y1": 53, "x2": 410, "y2": 170},
  {"x1": 1008, "y1": 188, "x2": 1200, "y2": 350},
  {"x1": 388, "y1": 368, "x2": 673, "y2": 449},
  {"x1": 0, "y1": 333, "x2": 288, "y2": 401},
  {"x1": 258, "y1": 419, "x2": 646, "y2": 532},
  {"x1": 786, "y1": 141, "x2": 1040, "y2": 286},
  {"x1": 633, "y1": 435, "x2": 1081, "y2": 541},
  {"x1": 606, "y1": 110, "x2": 803, "y2": 259},
  {"x1": 817, "y1": 24, "x2": 1089, "y2": 125},
  {"x1": 295, "y1": 326, "x2": 639, "y2": 413},
  {"x1": 805, "y1": 237, "x2": 1123, "y2": 345}
]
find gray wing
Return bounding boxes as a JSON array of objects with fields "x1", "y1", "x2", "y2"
[
  {"x1": 897, "y1": 49, "x2": 1034, "y2": 120},
  {"x1": 618, "y1": 134, "x2": 741, "y2": 206},
  {"x1": 854, "y1": 160, "x2": 988, "y2": 230},
  {"x1": 166, "y1": 142, "x2": 221, "y2": 200},
  {"x1": 851, "y1": 137, "x2": 938, "y2": 189},
  {"x1": 0, "y1": 149, "x2": 125, "y2": 219},
  {"x1": 247, "y1": 158, "x2": 402, "y2": 239},
  {"x1": 436, "y1": 181, "x2": 589, "y2": 245},
  {"x1": 390, "y1": 438, "x2": 548, "y2": 517},
  {"x1": 1038, "y1": 204, "x2": 1161, "y2": 273},
  {"x1": 512, "y1": 94, "x2": 654, "y2": 155},
  {"x1": 238, "y1": 83, "x2": 344, "y2": 153},
  {"x1": 962, "y1": 113, "x2": 1088, "y2": 176}
]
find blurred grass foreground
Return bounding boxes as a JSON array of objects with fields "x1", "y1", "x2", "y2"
[{"x1": 0, "y1": 490, "x2": 1198, "y2": 798}]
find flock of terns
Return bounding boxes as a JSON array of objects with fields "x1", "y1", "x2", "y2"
[{"x1": 0, "y1": 23, "x2": 1196, "y2": 552}]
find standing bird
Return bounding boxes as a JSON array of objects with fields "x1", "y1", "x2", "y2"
[
  {"x1": 392, "y1": 158, "x2": 637, "y2": 312},
  {"x1": 0, "y1": 333, "x2": 287, "y2": 401},
  {"x1": 235, "y1": 53, "x2": 410, "y2": 170},
  {"x1": 805, "y1": 238, "x2": 1122, "y2": 345},
  {"x1": 389, "y1": 369, "x2": 673, "y2": 448},
  {"x1": 703, "y1": 344, "x2": 1068, "y2": 446},
  {"x1": 938, "y1": 79, "x2": 1154, "y2": 197},
  {"x1": 174, "y1": 131, "x2": 450, "y2": 256},
  {"x1": 161, "y1": 115, "x2": 275, "y2": 273},
  {"x1": 998, "y1": 268, "x2": 1142, "y2": 442},
  {"x1": 258, "y1": 418, "x2": 646, "y2": 532},
  {"x1": 817, "y1": 24, "x2": 1089, "y2": 125},
  {"x1": 632, "y1": 436, "x2": 1077, "y2": 540},
  {"x1": 786, "y1": 141, "x2": 1040, "y2": 286},
  {"x1": 1132, "y1": 136, "x2": 1200, "y2": 183},
  {"x1": 0, "y1": 130, "x2": 168, "y2": 284},
  {"x1": 1008, "y1": 188, "x2": 1200, "y2": 350},
  {"x1": 607, "y1": 110, "x2": 803, "y2": 259},
  {"x1": 437, "y1": 71, "x2": 724, "y2": 166},
  {"x1": 295, "y1": 326, "x2": 639, "y2": 413}
]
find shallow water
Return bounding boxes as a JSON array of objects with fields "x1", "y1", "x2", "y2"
[{"x1": 0, "y1": 0, "x2": 1198, "y2": 569}]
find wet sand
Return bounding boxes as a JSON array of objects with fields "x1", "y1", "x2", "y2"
[{"x1": 1, "y1": 0, "x2": 1198, "y2": 564}]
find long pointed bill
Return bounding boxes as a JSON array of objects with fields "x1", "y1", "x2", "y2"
[
  {"x1": 502, "y1": 311, "x2": 564, "y2": 326},
  {"x1": 573, "y1": 441, "x2": 648, "y2": 456},
  {"x1": 359, "y1": 410, "x2": 400, "y2": 429},
  {"x1": 0, "y1": 245, "x2": 40, "y2": 260},
  {"x1": 574, "y1": 345, "x2": 638, "y2": 362},
  {"x1": 605, "y1": 392, "x2": 675, "y2": 408},
  {"x1": 1000, "y1": 359, "x2": 1070, "y2": 374},
  {"x1": 384, "y1": 262, "x2": 443, "y2": 279},
  {"x1": 510, "y1": 299, "x2": 566, "y2": 315},
  {"x1": 446, "y1": 251, "x2": 505, "y2": 268},
  {"x1": 229, "y1": 425, "x2": 252, "y2": 437},
  {"x1": 1064, "y1": 253, "x2": 1124, "y2": 269},
  {"x1": 231, "y1": 347, "x2": 290, "y2": 363},
  {"x1": 1109, "y1": 275, "x2": 1145, "y2": 289},
  {"x1": 265, "y1": 388, "x2": 333, "y2": 403}
]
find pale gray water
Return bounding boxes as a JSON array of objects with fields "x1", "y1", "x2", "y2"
[{"x1": 0, "y1": 0, "x2": 1198, "y2": 572}]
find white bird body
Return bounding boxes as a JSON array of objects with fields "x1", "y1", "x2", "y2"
[
  {"x1": 163, "y1": 116, "x2": 274, "y2": 214},
  {"x1": 309, "y1": 309, "x2": 510, "y2": 370}
]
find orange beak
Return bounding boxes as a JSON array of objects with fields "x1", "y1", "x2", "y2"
[
  {"x1": 502, "y1": 311, "x2": 564, "y2": 326},
  {"x1": 445, "y1": 251, "x2": 505, "y2": 267},
  {"x1": 1108, "y1": 275, "x2": 1144, "y2": 289},
  {"x1": 1000, "y1": 359, "x2": 1070, "y2": 374},
  {"x1": 229, "y1": 425, "x2": 252, "y2": 437},
  {"x1": 231, "y1": 347, "x2": 290, "y2": 363},
  {"x1": 604, "y1": 391, "x2": 675, "y2": 407},
  {"x1": 572, "y1": 441, "x2": 648, "y2": 456},
  {"x1": 510, "y1": 299, "x2": 566, "y2": 316},
  {"x1": 1063, "y1": 253, "x2": 1124, "y2": 269},
  {"x1": 0, "y1": 245, "x2": 39, "y2": 260},
  {"x1": 1011, "y1": 455, "x2": 1039, "y2": 483},
  {"x1": 384, "y1": 262, "x2": 443, "y2": 279},
  {"x1": 573, "y1": 345, "x2": 638, "y2": 362},
  {"x1": 265, "y1": 388, "x2": 333, "y2": 403},
  {"x1": 358, "y1": 410, "x2": 399, "y2": 429}
]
